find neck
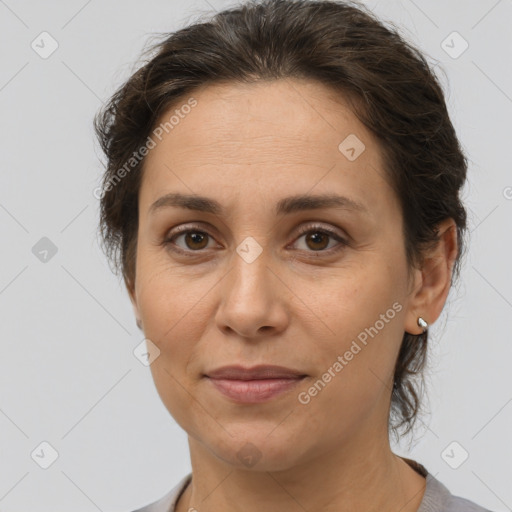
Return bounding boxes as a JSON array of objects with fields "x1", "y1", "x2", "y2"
[{"x1": 176, "y1": 431, "x2": 426, "y2": 512}]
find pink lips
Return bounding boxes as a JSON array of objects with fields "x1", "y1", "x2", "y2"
[{"x1": 205, "y1": 365, "x2": 307, "y2": 403}]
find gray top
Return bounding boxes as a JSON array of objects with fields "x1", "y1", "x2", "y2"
[{"x1": 131, "y1": 458, "x2": 493, "y2": 512}]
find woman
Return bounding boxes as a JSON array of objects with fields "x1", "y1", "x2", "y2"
[{"x1": 94, "y1": 1, "x2": 492, "y2": 511}]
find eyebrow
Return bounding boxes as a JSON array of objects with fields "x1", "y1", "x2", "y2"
[{"x1": 148, "y1": 192, "x2": 369, "y2": 216}]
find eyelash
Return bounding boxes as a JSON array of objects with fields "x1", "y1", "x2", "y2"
[{"x1": 162, "y1": 223, "x2": 349, "y2": 257}]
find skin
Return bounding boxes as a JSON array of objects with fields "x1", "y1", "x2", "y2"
[{"x1": 127, "y1": 78, "x2": 458, "y2": 512}]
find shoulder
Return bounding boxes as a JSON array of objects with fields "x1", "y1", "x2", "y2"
[
  {"x1": 130, "y1": 473, "x2": 192, "y2": 512},
  {"x1": 402, "y1": 457, "x2": 493, "y2": 512},
  {"x1": 445, "y1": 494, "x2": 494, "y2": 512},
  {"x1": 418, "y1": 466, "x2": 493, "y2": 511}
]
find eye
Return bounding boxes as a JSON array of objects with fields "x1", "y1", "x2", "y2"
[
  {"x1": 290, "y1": 224, "x2": 348, "y2": 254},
  {"x1": 162, "y1": 223, "x2": 348, "y2": 256},
  {"x1": 163, "y1": 225, "x2": 217, "y2": 254}
]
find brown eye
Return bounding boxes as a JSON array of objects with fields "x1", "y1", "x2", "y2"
[
  {"x1": 164, "y1": 228, "x2": 216, "y2": 253},
  {"x1": 304, "y1": 231, "x2": 330, "y2": 251},
  {"x1": 182, "y1": 231, "x2": 210, "y2": 250},
  {"x1": 292, "y1": 225, "x2": 347, "y2": 254}
]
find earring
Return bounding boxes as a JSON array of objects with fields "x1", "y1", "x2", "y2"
[
  {"x1": 136, "y1": 318, "x2": 142, "y2": 330},
  {"x1": 417, "y1": 317, "x2": 428, "y2": 333}
]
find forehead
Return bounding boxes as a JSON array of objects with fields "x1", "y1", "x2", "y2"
[
  {"x1": 146, "y1": 79, "x2": 370, "y2": 163},
  {"x1": 139, "y1": 79, "x2": 394, "y2": 217}
]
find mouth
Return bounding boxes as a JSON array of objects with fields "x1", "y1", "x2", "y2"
[{"x1": 204, "y1": 365, "x2": 307, "y2": 403}]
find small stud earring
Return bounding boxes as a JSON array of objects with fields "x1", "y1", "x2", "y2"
[{"x1": 417, "y1": 317, "x2": 428, "y2": 333}]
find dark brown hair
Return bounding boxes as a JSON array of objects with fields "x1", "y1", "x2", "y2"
[{"x1": 94, "y1": 0, "x2": 468, "y2": 439}]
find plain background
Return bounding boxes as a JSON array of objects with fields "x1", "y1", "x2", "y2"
[{"x1": 0, "y1": 0, "x2": 510, "y2": 510}]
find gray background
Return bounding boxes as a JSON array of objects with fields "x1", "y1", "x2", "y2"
[{"x1": 0, "y1": 0, "x2": 511, "y2": 510}]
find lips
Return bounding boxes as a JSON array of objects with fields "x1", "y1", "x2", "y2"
[
  {"x1": 205, "y1": 364, "x2": 307, "y2": 380},
  {"x1": 204, "y1": 365, "x2": 307, "y2": 403}
]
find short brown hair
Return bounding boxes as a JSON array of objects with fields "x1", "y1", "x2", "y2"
[{"x1": 94, "y1": 0, "x2": 468, "y2": 439}]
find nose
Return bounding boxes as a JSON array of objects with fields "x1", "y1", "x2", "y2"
[{"x1": 214, "y1": 245, "x2": 289, "y2": 339}]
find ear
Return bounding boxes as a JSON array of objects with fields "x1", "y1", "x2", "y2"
[
  {"x1": 126, "y1": 276, "x2": 142, "y2": 331},
  {"x1": 404, "y1": 218, "x2": 458, "y2": 335}
]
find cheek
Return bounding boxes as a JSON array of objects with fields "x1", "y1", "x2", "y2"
[
  {"x1": 136, "y1": 253, "x2": 212, "y2": 338},
  {"x1": 148, "y1": 361, "x2": 205, "y2": 437},
  {"x1": 140, "y1": 269, "x2": 214, "y2": 431},
  {"x1": 310, "y1": 254, "x2": 407, "y2": 388},
  {"x1": 314, "y1": 254, "x2": 404, "y2": 336},
  {"x1": 136, "y1": 262, "x2": 220, "y2": 393}
]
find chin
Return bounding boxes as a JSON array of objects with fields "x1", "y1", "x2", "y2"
[{"x1": 202, "y1": 427, "x2": 310, "y2": 472}]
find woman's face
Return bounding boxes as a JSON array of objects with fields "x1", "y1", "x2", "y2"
[{"x1": 129, "y1": 79, "x2": 424, "y2": 470}]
